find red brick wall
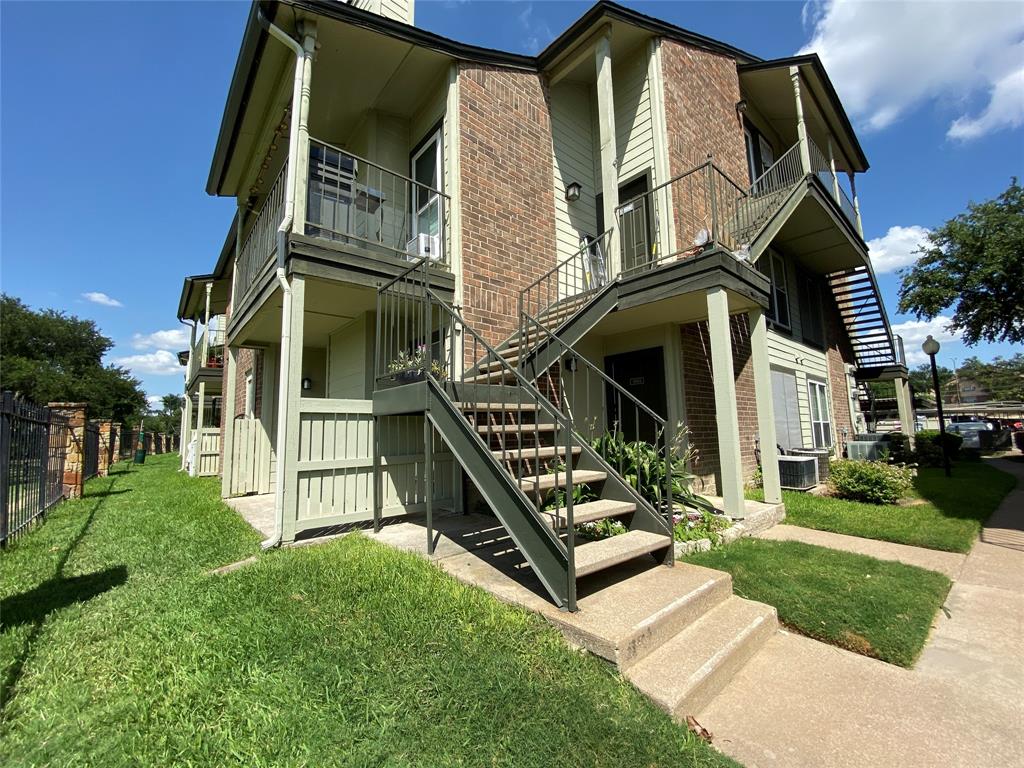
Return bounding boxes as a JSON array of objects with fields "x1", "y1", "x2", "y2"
[
  {"x1": 660, "y1": 40, "x2": 748, "y2": 254},
  {"x1": 823, "y1": 292, "x2": 856, "y2": 441},
  {"x1": 679, "y1": 314, "x2": 759, "y2": 495},
  {"x1": 458, "y1": 64, "x2": 558, "y2": 355},
  {"x1": 234, "y1": 348, "x2": 262, "y2": 417}
]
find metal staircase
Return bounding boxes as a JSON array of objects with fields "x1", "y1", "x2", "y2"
[
  {"x1": 827, "y1": 264, "x2": 904, "y2": 371},
  {"x1": 374, "y1": 257, "x2": 673, "y2": 612}
]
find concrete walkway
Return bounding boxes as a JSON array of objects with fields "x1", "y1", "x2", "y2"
[
  {"x1": 758, "y1": 524, "x2": 966, "y2": 579},
  {"x1": 698, "y1": 456, "x2": 1024, "y2": 767}
]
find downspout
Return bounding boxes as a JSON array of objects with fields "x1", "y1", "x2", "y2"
[{"x1": 257, "y1": 7, "x2": 305, "y2": 550}]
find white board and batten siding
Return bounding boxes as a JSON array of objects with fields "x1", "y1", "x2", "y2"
[
  {"x1": 230, "y1": 418, "x2": 273, "y2": 495},
  {"x1": 196, "y1": 428, "x2": 221, "y2": 477},
  {"x1": 292, "y1": 400, "x2": 453, "y2": 535}
]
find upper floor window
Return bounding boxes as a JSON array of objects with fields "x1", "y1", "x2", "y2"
[
  {"x1": 411, "y1": 128, "x2": 442, "y2": 240},
  {"x1": 799, "y1": 272, "x2": 825, "y2": 349},
  {"x1": 744, "y1": 122, "x2": 776, "y2": 182},
  {"x1": 760, "y1": 252, "x2": 791, "y2": 331}
]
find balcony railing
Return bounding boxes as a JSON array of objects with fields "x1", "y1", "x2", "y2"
[
  {"x1": 232, "y1": 139, "x2": 451, "y2": 307},
  {"x1": 185, "y1": 318, "x2": 226, "y2": 382},
  {"x1": 306, "y1": 139, "x2": 449, "y2": 268},
  {"x1": 808, "y1": 137, "x2": 858, "y2": 232}
]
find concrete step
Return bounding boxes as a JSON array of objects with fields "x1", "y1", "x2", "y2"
[
  {"x1": 574, "y1": 530, "x2": 669, "y2": 578},
  {"x1": 492, "y1": 445, "x2": 580, "y2": 462},
  {"x1": 625, "y1": 596, "x2": 777, "y2": 719},
  {"x1": 543, "y1": 498, "x2": 635, "y2": 528},
  {"x1": 518, "y1": 469, "x2": 606, "y2": 493}
]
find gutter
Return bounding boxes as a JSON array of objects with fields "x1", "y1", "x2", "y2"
[{"x1": 256, "y1": 6, "x2": 307, "y2": 550}]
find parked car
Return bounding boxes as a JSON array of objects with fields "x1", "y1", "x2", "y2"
[{"x1": 946, "y1": 422, "x2": 991, "y2": 449}]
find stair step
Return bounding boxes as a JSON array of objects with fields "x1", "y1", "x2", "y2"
[
  {"x1": 477, "y1": 423, "x2": 558, "y2": 434},
  {"x1": 518, "y1": 469, "x2": 606, "y2": 493},
  {"x1": 478, "y1": 354, "x2": 521, "y2": 373},
  {"x1": 574, "y1": 530, "x2": 669, "y2": 578},
  {"x1": 624, "y1": 597, "x2": 777, "y2": 718},
  {"x1": 456, "y1": 402, "x2": 541, "y2": 412},
  {"x1": 543, "y1": 498, "x2": 635, "y2": 528},
  {"x1": 492, "y1": 445, "x2": 580, "y2": 461}
]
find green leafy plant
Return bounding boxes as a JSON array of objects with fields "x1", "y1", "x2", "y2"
[
  {"x1": 828, "y1": 459, "x2": 913, "y2": 505},
  {"x1": 386, "y1": 344, "x2": 447, "y2": 381},
  {"x1": 672, "y1": 508, "x2": 731, "y2": 545},
  {"x1": 914, "y1": 430, "x2": 963, "y2": 467}
]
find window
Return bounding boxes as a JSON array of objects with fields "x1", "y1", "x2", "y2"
[
  {"x1": 808, "y1": 379, "x2": 833, "y2": 449},
  {"x1": 759, "y1": 252, "x2": 791, "y2": 330},
  {"x1": 798, "y1": 272, "x2": 825, "y2": 348},
  {"x1": 772, "y1": 368, "x2": 803, "y2": 451},
  {"x1": 411, "y1": 128, "x2": 442, "y2": 240}
]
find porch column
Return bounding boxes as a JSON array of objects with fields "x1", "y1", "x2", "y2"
[
  {"x1": 220, "y1": 346, "x2": 238, "y2": 497},
  {"x1": 790, "y1": 66, "x2": 812, "y2": 175},
  {"x1": 291, "y1": 22, "x2": 317, "y2": 236},
  {"x1": 827, "y1": 136, "x2": 841, "y2": 203},
  {"x1": 706, "y1": 287, "x2": 744, "y2": 515},
  {"x1": 180, "y1": 395, "x2": 193, "y2": 472},
  {"x1": 278, "y1": 275, "x2": 306, "y2": 544},
  {"x1": 193, "y1": 381, "x2": 206, "y2": 477},
  {"x1": 201, "y1": 282, "x2": 213, "y2": 365},
  {"x1": 595, "y1": 30, "x2": 621, "y2": 277},
  {"x1": 749, "y1": 307, "x2": 782, "y2": 504},
  {"x1": 895, "y1": 376, "x2": 915, "y2": 445},
  {"x1": 848, "y1": 171, "x2": 864, "y2": 238}
]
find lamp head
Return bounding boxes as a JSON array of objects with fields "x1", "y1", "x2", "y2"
[{"x1": 921, "y1": 335, "x2": 941, "y2": 357}]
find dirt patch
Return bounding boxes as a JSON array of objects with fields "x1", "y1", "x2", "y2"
[{"x1": 839, "y1": 629, "x2": 876, "y2": 656}]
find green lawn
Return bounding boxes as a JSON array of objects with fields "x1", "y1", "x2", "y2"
[
  {"x1": 685, "y1": 539, "x2": 951, "y2": 667},
  {"x1": 0, "y1": 454, "x2": 734, "y2": 768},
  {"x1": 749, "y1": 461, "x2": 1016, "y2": 553}
]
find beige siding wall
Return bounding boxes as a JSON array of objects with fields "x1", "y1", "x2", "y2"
[
  {"x1": 327, "y1": 314, "x2": 373, "y2": 399},
  {"x1": 351, "y1": 0, "x2": 414, "y2": 25},
  {"x1": 551, "y1": 81, "x2": 599, "y2": 263},
  {"x1": 613, "y1": 43, "x2": 657, "y2": 186},
  {"x1": 300, "y1": 347, "x2": 328, "y2": 398}
]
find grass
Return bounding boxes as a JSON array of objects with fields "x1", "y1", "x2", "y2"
[
  {"x1": 0, "y1": 454, "x2": 734, "y2": 768},
  {"x1": 685, "y1": 538, "x2": 951, "y2": 667},
  {"x1": 749, "y1": 461, "x2": 1016, "y2": 553}
]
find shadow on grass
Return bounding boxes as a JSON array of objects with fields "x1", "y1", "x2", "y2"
[
  {"x1": 1, "y1": 474, "x2": 123, "y2": 713},
  {"x1": 0, "y1": 566, "x2": 127, "y2": 629},
  {"x1": 82, "y1": 488, "x2": 130, "y2": 499},
  {"x1": 910, "y1": 461, "x2": 1016, "y2": 525}
]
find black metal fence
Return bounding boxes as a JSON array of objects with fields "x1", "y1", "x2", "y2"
[
  {"x1": 119, "y1": 427, "x2": 135, "y2": 459},
  {"x1": 0, "y1": 392, "x2": 70, "y2": 547},
  {"x1": 83, "y1": 421, "x2": 100, "y2": 480}
]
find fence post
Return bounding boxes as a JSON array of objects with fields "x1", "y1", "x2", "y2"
[
  {"x1": 48, "y1": 402, "x2": 87, "y2": 499},
  {"x1": 0, "y1": 392, "x2": 13, "y2": 545},
  {"x1": 96, "y1": 420, "x2": 114, "y2": 476}
]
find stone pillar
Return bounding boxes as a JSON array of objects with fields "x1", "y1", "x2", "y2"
[
  {"x1": 111, "y1": 425, "x2": 121, "y2": 465},
  {"x1": 96, "y1": 420, "x2": 114, "y2": 476},
  {"x1": 48, "y1": 402, "x2": 87, "y2": 499}
]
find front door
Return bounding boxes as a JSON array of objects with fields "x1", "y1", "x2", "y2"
[
  {"x1": 597, "y1": 175, "x2": 655, "y2": 275},
  {"x1": 604, "y1": 347, "x2": 667, "y2": 444}
]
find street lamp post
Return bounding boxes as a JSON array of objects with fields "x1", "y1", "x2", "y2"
[{"x1": 922, "y1": 335, "x2": 951, "y2": 477}]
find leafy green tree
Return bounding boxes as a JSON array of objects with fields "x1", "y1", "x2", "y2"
[
  {"x1": 956, "y1": 355, "x2": 1024, "y2": 401},
  {"x1": 0, "y1": 294, "x2": 147, "y2": 421},
  {"x1": 898, "y1": 179, "x2": 1024, "y2": 346},
  {"x1": 907, "y1": 363, "x2": 954, "y2": 404},
  {"x1": 143, "y1": 394, "x2": 186, "y2": 435}
]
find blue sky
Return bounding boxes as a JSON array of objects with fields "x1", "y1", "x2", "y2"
[{"x1": 2, "y1": 1, "x2": 1022, "y2": 405}]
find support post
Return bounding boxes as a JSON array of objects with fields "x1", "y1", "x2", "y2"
[
  {"x1": 201, "y1": 282, "x2": 213, "y2": 366},
  {"x1": 848, "y1": 171, "x2": 864, "y2": 238},
  {"x1": 182, "y1": 393, "x2": 194, "y2": 473},
  {"x1": 827, "y1": 136, "x2": 841, "y2": 202},
  {"x1": 291, "y1": 22, "x2": 317, "y2": 236},
  {"x1": 595, "y1": 29, "x2": 621, "y2": 277},
  {"x1": 220, "y1": 346, "x2": 238, "y2": 496},
  {"x1": 372, "y1": 415, "x2": 382, "y2": 533},
  {"x1": 749, "y1": 307, "x2": 782, "y2": 504},
  {"x1": 895, "y1": 377, "x2": 915, "y2": 447},
  {"x1": 194, "y1": 381, "x2": 206, "y2": 477},
  {"x1": 280, "y1": 275, "x2": 306, "y2": 543},
  {"x1": 425, "y1": 415, "x2": 434, "y2": 555},
  {"x1": 705, "y1": 289, "x2": 744, "y2": 515},
  {"x1": 791, "y1": 66, "x2": 812, "y2": 175}
]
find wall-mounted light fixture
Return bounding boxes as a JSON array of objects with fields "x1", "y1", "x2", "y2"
[
  {"x1": 565, "y1": 356, "x2": 578, "y2": 372},
  {"x1": 301, "y1": 377, "x2": 313, "y2": 391},
  {"x1": 735, "y1": 99, "x2": 748, "y2": 115},
  {"x1": 564, "y1": 182, "x2": 582, "y2": 203}
]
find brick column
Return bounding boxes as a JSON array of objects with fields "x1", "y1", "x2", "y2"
[
  {"x1": 49, "y1": 402, "x2": 87, "y2": 499},
  {"x1": 96, "y1": 420, "x2": 114, "y2": 476}
]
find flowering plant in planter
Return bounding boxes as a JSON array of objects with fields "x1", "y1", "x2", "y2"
[
  {"x1": 386, "y1": 344, "x2": 447, "y2": 381},
  {"x1": 671, "y1": 508, "x2": 731, "y2": 545}
]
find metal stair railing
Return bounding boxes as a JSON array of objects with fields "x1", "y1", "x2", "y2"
[{"x1": 519, "y1": 230, "x2": 614, "y2": 328}]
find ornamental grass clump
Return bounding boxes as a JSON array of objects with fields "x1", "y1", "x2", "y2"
[{"x1": 828, "y1": 459, "x2": 913, "y2": 505}]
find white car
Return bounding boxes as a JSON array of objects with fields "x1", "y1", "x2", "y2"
[{"x1": 946, "y1": 422, "x2": 990, "y2": 449}]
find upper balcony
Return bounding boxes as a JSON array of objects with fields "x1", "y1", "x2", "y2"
[{"x1": 182, "y1": 315, "x2": 226, "y2": 391}]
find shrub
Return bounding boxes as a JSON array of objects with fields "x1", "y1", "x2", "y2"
[
  {"x1": 672, "y1": 509, "x2": 731, "y2": 545},
  {"x1": 886, "y1": 432, "x2": 914, "y2": 464},
  {"x1": 828, "y1": 459, "x2": 913, "y2": 505},
  {"x1": 915, "y1": 430, "x2": 963, "y2": 467}
]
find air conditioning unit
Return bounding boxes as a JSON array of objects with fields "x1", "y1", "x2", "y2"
[
  {"x1": 847, "y1": 439, "x2": 888, "y2": 461},
  {"x1": 406, "y1": 233, "x2": 441, "y2": 261},
  {"x1": 789, "y1": 448, "x2": 831, "y2": 483},
  {"x1": 778, "y1": 456, "x2": 818, "y2": 491}
]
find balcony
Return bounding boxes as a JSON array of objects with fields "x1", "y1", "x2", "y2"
[
  {"x1": 232, "y1": 139, "x2": 450, "y2": 310},
  {"x1": 185, "y1": 317, "x2": 226, "y2": 388}
]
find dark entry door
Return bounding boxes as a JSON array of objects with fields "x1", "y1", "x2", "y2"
[
  {"x1": 597, "y1": 175, "x2": 654, "y2": 274},
  {"x1": 604, "y1": 347, "x2": 667, "y2": 444}
]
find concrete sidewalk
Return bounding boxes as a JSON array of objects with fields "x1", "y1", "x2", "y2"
[{"x1": 698, "y1": 456, "x2": 1024, "y2": 768}]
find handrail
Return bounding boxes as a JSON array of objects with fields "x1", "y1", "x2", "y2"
[
  {"x1": 235, "y1": 164, "x2": 287, "y2": 307},
  {"x1": 377, "y1": 255, "x2": 432, "y2": 294},
  {"x1": 749, "y1": 143, "x2": 802, "y2": 196},
  {"x1": 312, "y1": 136, "x2": 450, "y2": 201},
  {"x1": 519, "y1": 229, "x2": 613, "y2": 324}
]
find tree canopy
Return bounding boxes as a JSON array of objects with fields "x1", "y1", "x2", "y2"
[
  {"x1": 0, "y1": 294, "x2": 147, "y2": 421},
  {"x1": 898, "y1": 178, "x2": 1024, "y2": 346},
  {"x1": 956, "y1": 354, "x2": 1024, "y2": 402},
  {"x1": 907, "y1": 363, "x2": 954, "y2": 404},
  {"x1": 143, "y1": 394, "x2": 186, "y2": 435}
]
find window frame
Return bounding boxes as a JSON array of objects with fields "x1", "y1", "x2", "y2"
[
  {"x1": 760, "y1": 252, "x2": 791, "y2": 332},
  {"x1": 807, "y1": 378, "x2": 833, "y2": 449}
]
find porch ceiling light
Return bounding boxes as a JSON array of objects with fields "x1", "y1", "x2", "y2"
[{"x1": 564, "y1": 182, "x2": 582, "y2": 203}]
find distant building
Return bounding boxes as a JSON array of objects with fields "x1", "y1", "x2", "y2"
[{"x1": 945, "y1": 376, "x2": 992, "y2": 405}]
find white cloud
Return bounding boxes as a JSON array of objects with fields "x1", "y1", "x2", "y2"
[
  {"x1": 82, "y1": 291, "x2": 123, "y2": 308},
  {"x1": 112, "y1": 350, "x2": 183, "y2": 377},
  {"x1": 146, "y1": 394, "x2": 163, "y2": 408},
  {"x1": 866, "y1": 225, "x2": 930, "y2": 274},
  {"x1": 947, "y1": 65, "x2": 1024, "y2": 140},
  {"x1": 891, "y1": 315, "x2": 960, "y2": 365},
  {"x1": 518, "y1": 4, "x2": 554, "y2": 55},
  {"x1": 800, "y1": 0, "x2": 1024, "y2": 138},
  {"x1": 132, "y1": 328, "x2": 190, "y2": 351}
]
